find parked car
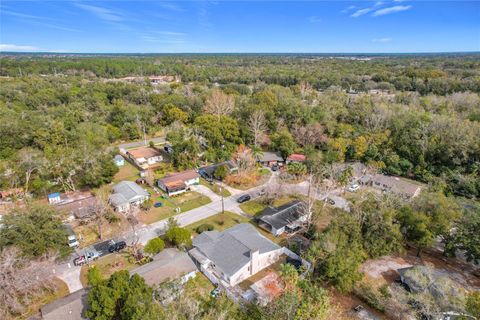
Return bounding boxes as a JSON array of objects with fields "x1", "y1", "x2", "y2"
[
  {"x1": 108, "y1": 240, "x2": 127, "y2": 253},
  {"x1": 74, "y1": 250, "x2": 99, "y2": 266},
  {"x1": 353, "y1": 305, "x2": 364, "y2": 312},
  {"x1": 154, "y1": 202, "x2": 163, "y2": 208},
  {"x1": 210, "y1": 287, "x2": 220, "y2": 298},
  {"x1": 347, "y1": 183, "x2": 360, "y2": 192},
  {"x1": 326, "y1": 198, "x2": 335, "y2": 205},
  {"x1": 67, "y1": 234, "x2": 80, "y2": 248},
  {"x1": 271, "y1": 164, "x2": 279, "y2": 171},
  {"x1": 258, "y1": 188, "x2": 266, "y2": 196},
  {"x1": 237, "y1": 194, "x2": 251, "y2": 203}
]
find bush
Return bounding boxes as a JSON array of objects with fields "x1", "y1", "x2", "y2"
[
  {"x1": 144, "y1": 237, "x2": 165, "y2": 255},
  {"x1": 166, "y1": 227, "x2": 192, "y2": 248},
  {"x1": 196, "y1": 224, "x2": 214, "y2": 233}
]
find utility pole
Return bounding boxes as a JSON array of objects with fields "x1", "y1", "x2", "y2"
[{"x1": 220, "y1": 183, "x2": 225, "y2": 214}]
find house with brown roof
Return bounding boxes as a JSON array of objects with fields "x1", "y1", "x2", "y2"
[
  {"x1": 157, "y1": 170, "x2": 200, "y2": 196},
  {"x1": 53, "y1": 191, "x2": 100, "y2": 220},
  {"x1": 286, "y1": 154, "x2": 306, "y2": 164},
  {"x1": 126, "y1": 146, "x2": 163, "y2": 169}
]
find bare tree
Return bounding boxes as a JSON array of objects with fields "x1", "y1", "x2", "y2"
[
  {"x1": 90, "y1": 188, "x2": 113, "y2": 240},
  {"x1": 299, "y1": 81, "x2": 313, "y2": 99},
  {"x1": 0, "y1": 247, "x2": 57, "y2": 318},
  {"x1": 203, "y1": 89, "x2": 235, "y2": 116},
  {"x1": 292, "y1": 122, "x2": 327, "y2": 147},
  {"x1": 248, "y1": 110, "x2": 267, "y2": 147},
  {"x1": 15, "y1": 148, "x2": 45, "y2": 195}
]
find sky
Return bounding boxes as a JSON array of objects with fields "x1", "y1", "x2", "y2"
[{"x1": 0, "y1": 0, "x2": 479, "y2": 53}]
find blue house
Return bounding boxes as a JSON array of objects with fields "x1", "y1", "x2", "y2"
[
  {"x1": 48, "y1": 192, "x2": 61, "y2": 204},
  {"x1": 114, "y1": 154, "x2": 125, "y2": 167}
]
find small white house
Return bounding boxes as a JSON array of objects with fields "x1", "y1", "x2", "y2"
[
  {"x1": 109, "y1": 181, "x2": 149, "y2": 212},
  {"x1": 189, "y1": 223, "x2": 283, "y2": 287},
  {"x1": 126, "y1": 147, "x2": 163, "y2": 169},
  {"x1": 157, "y1": 170, "x2": 200, "y2": 196},
  {"x1": 48, "y1": 192, "x2": 61, "y2": 204}
]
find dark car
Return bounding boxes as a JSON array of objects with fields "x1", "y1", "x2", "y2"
[
  {"x1": 237, "y1": 194, "x2": 251, "y2": 203},
  {"x1": 108, "y1": 240, "x2": 127, "y2": 253},
  {"x1": 271, "y1": 164, "x2": 279, "y2": 171}
]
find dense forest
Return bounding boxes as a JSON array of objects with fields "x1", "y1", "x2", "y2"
[{"x1": 1, "y1": 54, "x2": 479, "y2": 198}]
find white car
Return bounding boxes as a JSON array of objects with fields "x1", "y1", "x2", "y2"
[
  {"x1": 67, "y1": 235, "x2": 80, "y2": 248},
  {"x1": 347, "y1": 184, "x2": 360, "y2": 192}
]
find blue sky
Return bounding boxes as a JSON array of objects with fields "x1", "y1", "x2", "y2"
[{"x1": 1, "y1": 1, "x2": 479, "y2": 53}]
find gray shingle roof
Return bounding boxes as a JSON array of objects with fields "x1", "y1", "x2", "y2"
[
  {"x1": 109, "y1": 181, "x2": 149, "y2": 206},
  {"x1": 131, "y1": 248, "x2": 197, "y2": 287},
  {"x1": 41, "y1": 288, "x2": 88, "y2": 320},
  {"x1": 191, "y1": 223, "x2": 280, "y2": 278},
  {"x1": 258, "y1": 152, "x2": 284, "y2": 162},
  {"x1": 258, "y1": 201, "x2": 304, "y2": 230}
]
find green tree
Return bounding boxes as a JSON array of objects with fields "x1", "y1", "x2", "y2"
[
  {"x1": 87, "y1": 266, "x2": 103, "y2": 286},
  {"x1": 312, "y1": 214, "x2": 367, "y2": 292},
  {"x1": 213, "y1": 164, "x2": 229, "y2": 180},
  {"x1": 165, "y1": 227, "x2": 192, "y2": 248},
  {"x1": 397, "y1": 206, "x2": 434, "y2": 257},
  {"x1": 287, "y1": 162, "x2": 307, "y2": 176},
  {"x1": 271, "y1": 129, "x2": 297, "y2": 159},
  {"x1": 0, "y1": 204, "x2": 71, "y2": 258},
  {"x1": 162, "y1": 103, "x2": 188, "y2": 125},
  {"x1": 86, "y1": 270, "x2": 162, "y2": 320},
  {"x1": 451, "y1": 206, "x2": 480, "y2": 264},
  {"x1": 144, "y1": 237, "x2": 165, "y2": 255}
]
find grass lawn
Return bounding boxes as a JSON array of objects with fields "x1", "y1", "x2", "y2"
[
  {"x1": 239, "y1": 195, "x2": 299, "y2": 217},
  {"x1": 200, "y1": 179, "x2": 231, "y2": 197},
  {"x1": 138, "y1": 191, "x2": 212, "y2": 225},
  {"x1": 73, "y1": 218, "x2": 128, "y2": 248},
  {"x1": 113, "y1": 162, "x2": 139, "y2": 183},
  {"x1": 80, "y1": 252, "x2": 137, "y2": 287},
  {"x1": 18, "y1": 277, "x2": 69, "y2": 320},
  {"x1": 184, "y1": 273, "x2": 215, "y2": 296},
  {"x1": 188, "y1": 211, "x2": 250, "y2": 235}
]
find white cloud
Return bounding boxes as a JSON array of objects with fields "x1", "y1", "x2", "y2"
[
  {"x1": 351, "y1": 8, "x2": 373, "y2": 18},
  {"x1": 75, "y1": 4, "x2": 123, "y2": 22},
  {"x1": 154, "y1": 31, "x2": 186, "y2": 36},
  {"x1": 0, "y1": 44, "x2": 40, "y2": 51},
  {"x1": 372, "y1": 5, "x2": 412, "y2": 16},
  {"x1": 372, "y1": 38, "x2": 392, "y2": 43},
  {"x1": 308, "y1": 16, "x2": 322, "y2": 23}
]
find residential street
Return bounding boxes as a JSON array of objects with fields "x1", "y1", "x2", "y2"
[{"x1": 56, "y1": 171, "x2": 349, "y2": 292}]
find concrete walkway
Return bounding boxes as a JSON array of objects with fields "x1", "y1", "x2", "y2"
[{"x1": 57, "y1": 266, "x2": 83, "y2": 292}]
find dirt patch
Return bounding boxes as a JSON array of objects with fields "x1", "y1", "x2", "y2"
[
  {"x1": 328, "y1": 288, "x2": 387, "y2": 320},
  {"x1": 360, "y1": 249, "x2": 480, "y2": 290}
]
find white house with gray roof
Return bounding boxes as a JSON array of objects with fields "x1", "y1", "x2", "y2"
[
  {"x1": 109, "y1": 180, "x2": 149, "y2": 212},
  {"x1": 189, "y1": 223, "x2": 282, "y2": 287}
]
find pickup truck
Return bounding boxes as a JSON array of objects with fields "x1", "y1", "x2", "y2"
[{"x1": 73, "y1": 250, "x2": 100, "y2": 266}]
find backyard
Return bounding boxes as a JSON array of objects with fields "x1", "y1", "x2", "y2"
[
  {"x1": 113, "y1": 161, "x2": 140, "y2": 183},
  {"x1": 138, "y1": 191, "x2": 212, "y2": 225}
]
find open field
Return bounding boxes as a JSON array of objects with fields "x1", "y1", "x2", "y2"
[
  {"x1": 80, "y1": 252, "x2": 137, "y2": 287},
  {"x1": 187, "y1": 211, "x2": 250, "y2": 235}
]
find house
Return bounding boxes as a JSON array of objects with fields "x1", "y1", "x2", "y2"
[
  {"x1": 157, "y1": 170, "x2": 200, "y2": 196},
  {"x1": 54, "y1": 191, "x2": 100, "y2": 220},
  {"x1": 257, "y1": 152, "x2": 284, "y2": 167},
  {"x1": 367, "y1": 174, "x2": 422, "y2": 199},
  {"x1": 126, "y1": 147, "x2": 163, "y2": 169},
  {"x1": 189, "y1": 223, "x2": 283, "y2": 287},
  {"x1": 114, "y1": 154, "x2": 125, "y2": 166},
  {"x1": 131, "y1": 248, "x2": 197, "y2": 287},
  {"x1": 257, "y1": 201, "x2": 306, "y2": 236},
  {"x1": 198, "y1": 160, "x2": 238, "y2": 181},
  {"x1": 109, "y1": 181, "x2": 149, "y2": 212},
  {"x1": 48, "y1": 192, "x2": 61, "y2": 204},
  {"x1": 286, "y1": 154, "x2": 306, "y2": 164},
  {"x1": 41, "y1": 288, "x2": 88, "y2": 320}
]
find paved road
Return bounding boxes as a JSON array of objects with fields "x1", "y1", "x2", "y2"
[{"x1": 56, "y1": 171, "x2": 350, "y2": 292}]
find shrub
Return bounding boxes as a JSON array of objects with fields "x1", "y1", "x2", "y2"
[
  {"x1": 196, "y1": 224, "x2": 214, "y2": 233},
  {"x1": 144, "y1": 237, "x2": 165, "y2": 255},
  {"x1": 166, "y1": 227, "x2": 192, "y2": 248}
]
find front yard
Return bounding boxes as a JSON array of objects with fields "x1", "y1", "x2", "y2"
[
  {"x1": 199, "y1": 179, "x2": 231, "y2": 197},
  {"x1": 239, "y1": 195, "x2": 299, "y2": 217},
  {"x1": 187, "y1": 211, "x2": 250, "y2": 235},
  {"x1": 138, "y1": 191, "x2": 212, "y2": 225},
  {"x1": 73, "y1": 215, "x2": 129, "y2": 248},
  {"x1": 80, "y1": 252, "x2": 137, "y2": 287}
]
